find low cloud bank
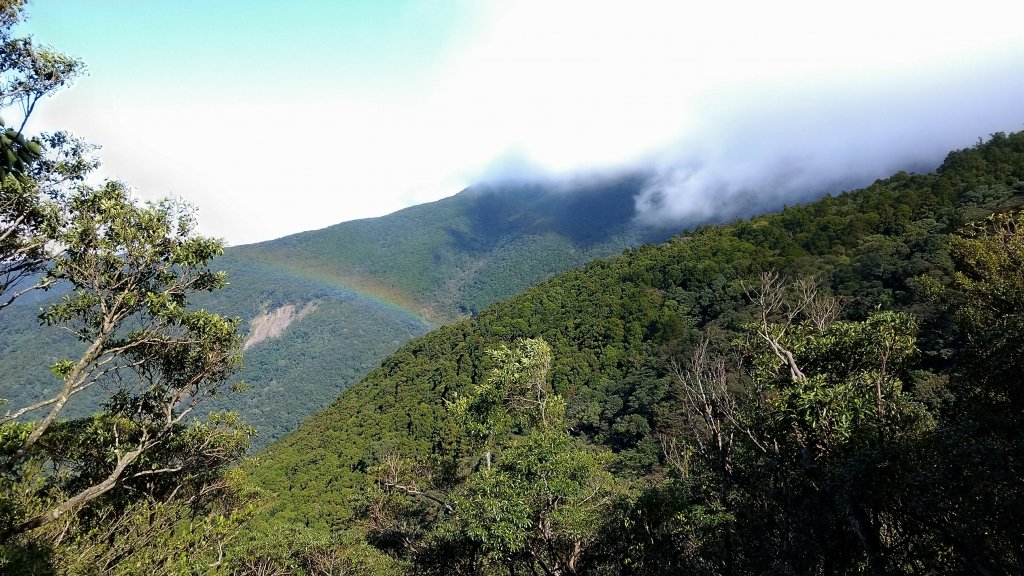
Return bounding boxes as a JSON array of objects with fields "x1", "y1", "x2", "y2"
[{"x1": 630, "y1": 51, "x2": 1024, "y2": 226}]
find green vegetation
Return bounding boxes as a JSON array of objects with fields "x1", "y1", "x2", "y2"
[
  {"x1": 247, "y1": 131, "x2": 1024, "y2": 573},
  {"x1": 3, "y1": 2, "x2": 1024, "y2": 571},
  {"x1": 371, "y1": 338, "x2": 621, "y2": 574},
  {"x1": 1, "y1": 3, "x2": 254, "y2": 571},
  {"x1": 3, "y1": 166, "x2": 677, "y2": 449},
  {"x1": 185, "y1": 172, "x2": 677, "y2": 447},
  {"x1": 0, "y1": 130, "x2": 253, "y2": 575}
]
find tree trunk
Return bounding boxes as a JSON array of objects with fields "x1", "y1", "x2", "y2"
[{"x1": 846, "y1": 504, "x2": 887, "y2": 576}]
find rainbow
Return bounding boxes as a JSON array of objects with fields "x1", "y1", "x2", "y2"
[{"x1": 246, "y1": 258, "x2": 447, "y2": 327}]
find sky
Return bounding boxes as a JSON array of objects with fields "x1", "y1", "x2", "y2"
[{"x1": 17, "y1": 0, "x2": 1024, "y2": 245}]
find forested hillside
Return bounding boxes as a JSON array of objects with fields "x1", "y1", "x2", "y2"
[
  {"x1": 243, "y1": 131, "x2": 1024, "y2": 574},
  {"x1": 205, "y1": 174, "x2": 677, "y2": 441},
  {"x1": 2, "y1": 173, "x2": 677, "y2": 445},
  {"x1": 4, "y1": 1, "x2": 1024, "y2": 573}
]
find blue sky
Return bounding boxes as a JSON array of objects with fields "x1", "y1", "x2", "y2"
[
  {"x1": 24, "y1": 1, "x2": 474, "y2": 96},
  {"x1": 18, "y1": 0, "x2": 1024, "y2": 244}
]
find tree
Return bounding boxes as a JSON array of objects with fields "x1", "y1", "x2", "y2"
[
  {"x1": 908, "y1": 212, "x2": 1024, "y2": 572},
  {"x1": 372, "y1": 338, "x2": 618, "y2": 575},
  {"x1": 448, "y1": 337, "x2": 556, "y2": 470},
  {"x1": 944, "y1": 213, "x2": 1024, "y2": 409},
  {"x1": 0, "y1": 1, "x2": 82, "y2": 133},
  {"x1": 648, "y1": 273, "x2": 933, "y2": 574},
  {"x1": 741, "y1": 273, "x2": 929, "y2": 575},
  {"x1": 0, "y1": 0, "x2": 85, "y2": 310},
  {"x1": 0, "y1": 182, "x2": 249, "y2": 546},
  {"x1": 0, "y1": 3, "x2": 253, "y2": 568}
]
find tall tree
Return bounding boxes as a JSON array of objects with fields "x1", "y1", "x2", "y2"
[
  {"x1": 0, "y1": 0, "x2": 85, "y2": 310},
  {"x1": 0, "y1": 183, "x2": 249, "y2": 542},
  {"x1": 0, "y1": 3, "x2": 253, "y2": 571}
]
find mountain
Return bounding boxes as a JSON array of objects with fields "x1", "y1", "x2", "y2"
[
  {"x1": 1, "y1": 172, "x2": 678, "y2": 446},
  {"x1": 242, "y1": 132, "x2": 1024, "y2": 573}
]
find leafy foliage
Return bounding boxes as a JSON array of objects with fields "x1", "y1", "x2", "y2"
[
  {"x1": 369, "y1": 339, "x2": 619, "y2": 575},
  {"x1": 0, "y1": 4, "x2": 257, "y2": 571},
  {"x1": 0, "y1": 183, "x2": 254, "y2": 570},
  {"x1": 249, "y1": 131, "x2": 1024, "y2": 574}
]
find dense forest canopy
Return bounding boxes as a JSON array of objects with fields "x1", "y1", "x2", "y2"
[{"x1": 245, "y1": 130, "x2": 1024, "y2": 575}]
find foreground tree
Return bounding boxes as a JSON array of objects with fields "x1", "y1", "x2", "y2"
[
  {"x1": 639, "y1": 274, "x2": 934, "y2": 575},
  {"x1": 742, "y1": 274, "x2": 928, "y2": 575},
  {"x1": 906, "y1": 212, "x2": 1024, "y2": 572},
  {"x1": 0, "y1": 0, "x2": 85, "y2": 310},
  {"x1": 0, "y1": 6, "x2": 256, "y2": 571},
  {"x1": 0, "y1": 183, "x2": 251, "y2": 569}
]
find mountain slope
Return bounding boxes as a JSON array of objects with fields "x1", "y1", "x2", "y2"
[
  {"x1": 223, "y1": 172, "x2": 661, "y2": 319},
  {"x1": 1, "y1": 173, "x2": 677, "y2": 446},
  {"x1": 247, "y1": 131, "x2": 1024, "y2": 540}
]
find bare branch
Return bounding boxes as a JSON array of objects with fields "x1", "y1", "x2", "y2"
[{"x1": 377, "y1": 452, "x2": 454, "y2": 514}]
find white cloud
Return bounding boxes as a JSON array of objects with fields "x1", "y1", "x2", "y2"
[{"x1": 27, "y1": 0, "x2": 1024, "y2": 244}]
